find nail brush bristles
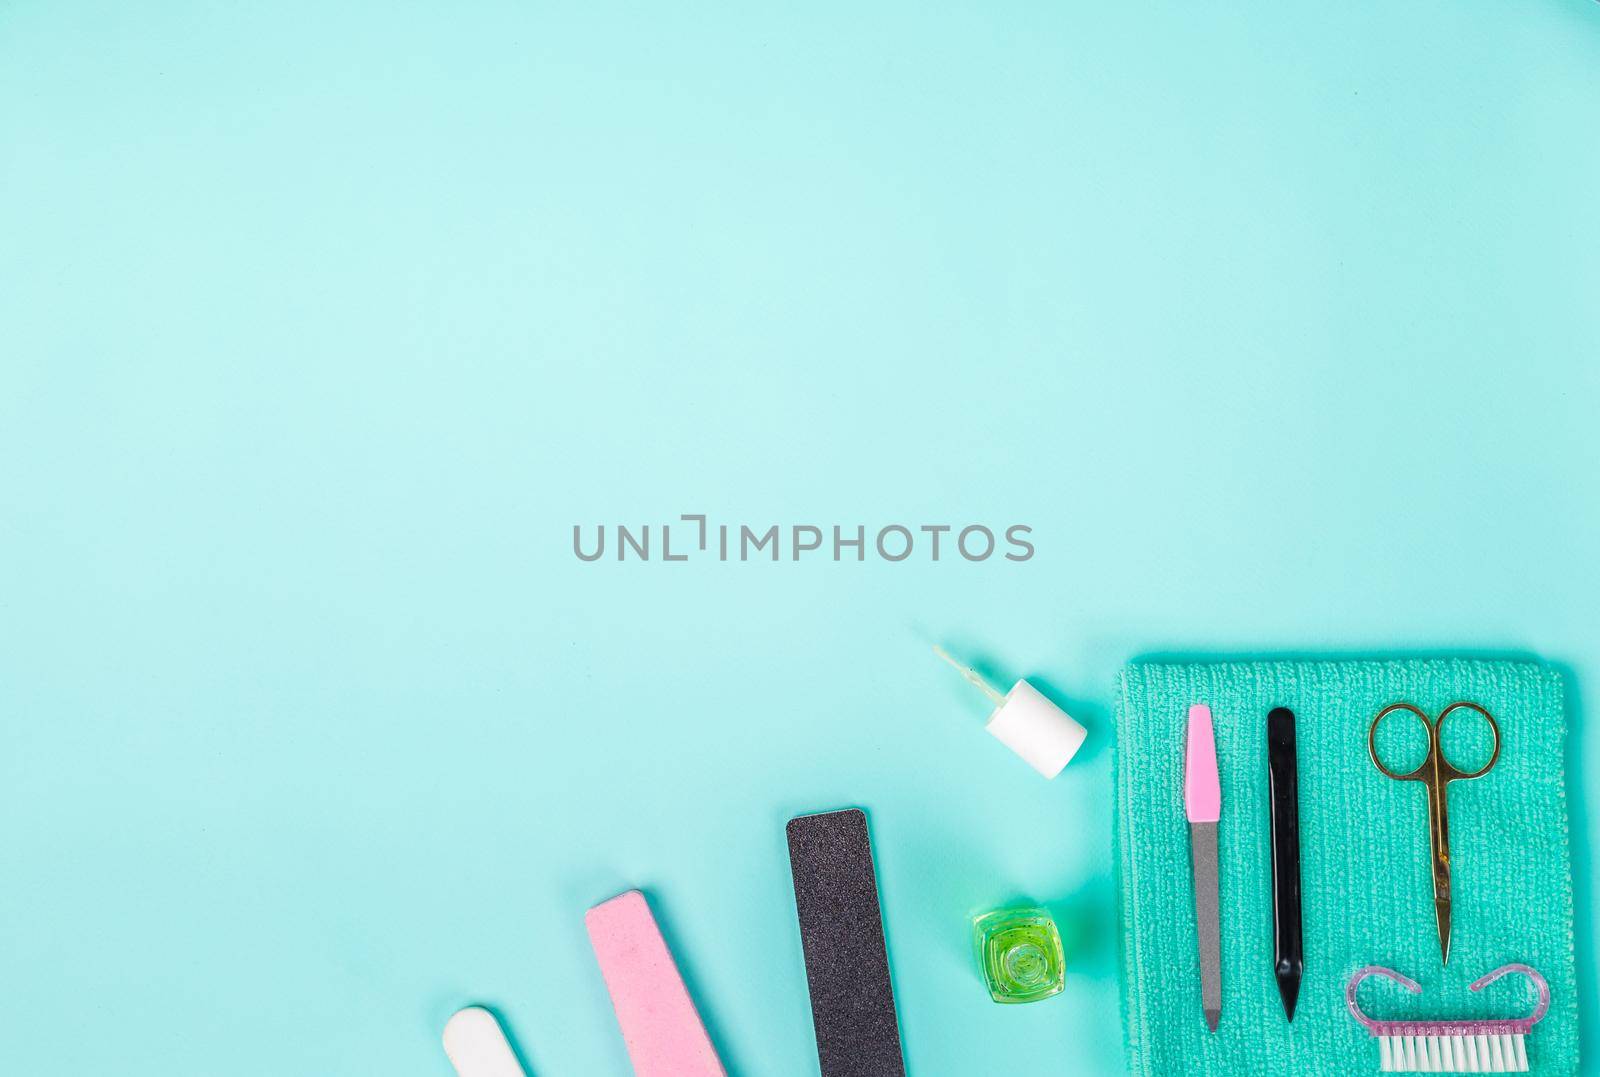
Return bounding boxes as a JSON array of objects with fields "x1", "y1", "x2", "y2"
[{"x1": 1375, "y1": 1032, "x2": 1528, "y2": 1072}]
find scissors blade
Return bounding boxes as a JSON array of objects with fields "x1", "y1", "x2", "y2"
[{"x1": 1429, "y1": 775, "x2": 1454, "y2": 965}]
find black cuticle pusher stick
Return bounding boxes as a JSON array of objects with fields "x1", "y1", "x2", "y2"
[{"x1": 1268, "y1": 706, "x2": 1304, "y2": 1021}]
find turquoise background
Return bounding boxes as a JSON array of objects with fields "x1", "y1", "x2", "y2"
[{"x1": 2, "y1": 2, "x2": 1597, "y2": 1074}]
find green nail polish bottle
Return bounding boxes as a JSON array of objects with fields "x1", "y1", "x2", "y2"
[{"x1": 972, "y1": 906, "x2": 1066, "y2": 1004}]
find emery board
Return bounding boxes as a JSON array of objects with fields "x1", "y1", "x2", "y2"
[
  {"x1": 785, "y1": 808, "x2": 906, "y2": 1077},
  {"x1": 585, "y1": 890, "x2": 725, "y2": 1077}
]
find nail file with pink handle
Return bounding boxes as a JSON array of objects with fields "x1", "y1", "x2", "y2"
[
  {"x1": 586, "y1": 890, "x2": 726, "y2": 1077},
  {"x1": 1347, "y1": 964, "x2": 1550, "y2": 1072},
  {"x1": 1185, "y1": 703, "x2": 1223, "y2": 1033},
  {"x1": 442, "y1": 1007, "x2": 528, "y2": 1077}
]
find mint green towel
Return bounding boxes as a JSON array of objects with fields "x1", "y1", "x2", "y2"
[{"x1": 1114, "y1": 659, "x2": 1578, "y2": 1075}]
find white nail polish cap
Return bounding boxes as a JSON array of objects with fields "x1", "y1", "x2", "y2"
[{"x1": 935, "y1": 646, "x2": 1088, "y2": 779}]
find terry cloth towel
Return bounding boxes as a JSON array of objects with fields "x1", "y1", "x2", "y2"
[{"x1": 1115, "y1": 659, "x2": 1577, "y2": 1076}]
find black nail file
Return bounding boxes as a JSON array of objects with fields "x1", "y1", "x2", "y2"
[
  {"x1": 786, "y1": 808, "x2": 906, "y2": 1077},
  {"x1": 1268, "y1": 707, "x2": 1304, "y2": 1021}
]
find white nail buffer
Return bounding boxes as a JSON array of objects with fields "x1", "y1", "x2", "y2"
[{"x1": 443, "y1": 1007, "x2": 528, "y2": 1077}]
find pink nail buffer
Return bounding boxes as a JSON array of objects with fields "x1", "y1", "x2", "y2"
[{"x1": 585, "y1": 890, "x2": 726, "y2": 1077}]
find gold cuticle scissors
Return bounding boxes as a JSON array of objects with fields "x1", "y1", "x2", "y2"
[{"x1": 1368, "y1": 701, "x2": 1501, "y2": 964}]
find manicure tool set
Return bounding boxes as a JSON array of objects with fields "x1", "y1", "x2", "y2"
[
  {"x1": 1118, "y1": 658, "x2": 1575, "y2": 1075},
  {"x1": 440, "y1": 655, "x2": 1576, "y2": 1075}
]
